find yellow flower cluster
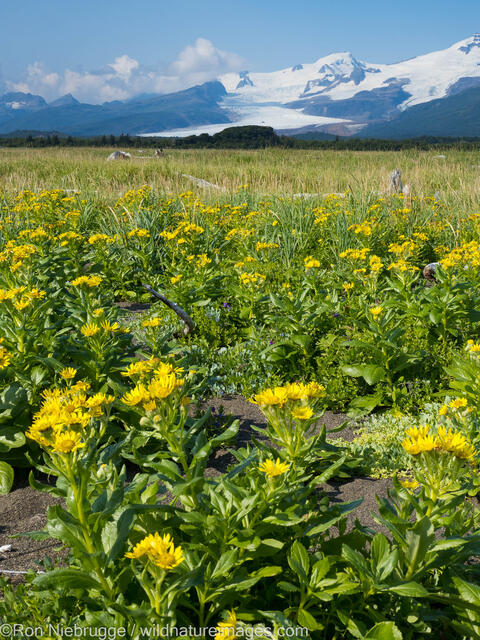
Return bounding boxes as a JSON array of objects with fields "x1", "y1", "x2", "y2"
[
  {"x1": 57, "y1": 231, "x2": 83, "y2": 247},
  {"x1": 440, "y1": 241, "x2": 480, "y2": 270},
  {"x1": 369, "y1": 255, "x2": 383, "y2": 273},
  {"x1": 0, "y1": 241, "x2": 37, "y2": 271},
  {"x1": 388, "y1": 239, "x2": 417, "y2": 257},
  {"x1": 160, "y1": 221, "x2": 204, "y2": 241},
  {"x1": 115, "y1": 185, "x2": 152, "y2": 210},
  {"x1": 19, "y1": 227, "x2": 50, "y2": 241},
  {"x1": 125, "y1": 532, "x2": 184, "y2": 570},
  {"x1": 0, "y1": 286, "x2": 46, "y2": 311},
  {"x1": 121, "y1": 363, "x2": 185, "y2": 412},
  {"x1": 88, "y1": 233, "x2": 114, "y2": 245},
  {"x1": 142, "y1": 317, "x2": 162, "y2": 328},
  {"x1": 387, "y1": 259, "x2": 418, "y2": 273},
  {"x1": 234, "y1": 256, "x2": 257, "y2": 268},
  {"x1": 304, "y1": 256, "x2": 321, "y2": 269},
  {"x1": 71, "y1": 275, "x2": 102, "y2": 287},
  {"x1": 339, "y1": 248, "x2": 370, "y2": 260},
  {"x1": 466, "y1": 340, "x2": 480, "y2": 358},
  {"x1": 186, "y1": 253, "x2": 212, "y2": 268},
  {"x1": 26, "y1": 386, "x2": 113, "y2": 453},
  {"x1": 240, "y1": 272, "x2": 265, "y2": 285},
  {"x1": 121, "y1": 357, "x2": 172, "y2": 378},
  {"x1": 252, "y1": 381, "x2": 325, "y2": 409},
  {"x1": 80, "y1": 319, "x2": 122, "y2": 337},
  {"x1": 255, "y1": 241, "x2": 279, "y2": 251},
  {"x1": 402, "y1": 425, "x2": 476, "y2": 460},
  {"x1": 348, "y1": 220, "x2": 373, "y2": 236},
  {"x1": 127, "y1": 228, "x2": 150, "y2": 239}
]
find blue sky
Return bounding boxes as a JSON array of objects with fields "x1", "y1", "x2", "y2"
[{"x1": 2, "y1": 0, "x2": 480, "y2": 102}]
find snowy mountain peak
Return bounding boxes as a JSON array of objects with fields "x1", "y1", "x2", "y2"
[{"x1": 458, "y1": 33, "x2": 480, "y2": 54}]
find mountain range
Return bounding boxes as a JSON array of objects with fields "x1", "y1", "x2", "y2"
[{"x1": 2, "y1": 35, "x2": 480, "y2": 138}]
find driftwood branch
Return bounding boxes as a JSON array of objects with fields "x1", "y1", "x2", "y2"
[{"x1": 142, "y1": 284, "x2": 195, "y2": 336}]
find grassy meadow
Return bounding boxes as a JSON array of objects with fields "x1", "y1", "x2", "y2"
[
  {"x1": 2, "y1": 146, "x2": 480, "y2": 636},
  {"x1": 2, "y1": 146, "x2": 480, "y2": 210}
]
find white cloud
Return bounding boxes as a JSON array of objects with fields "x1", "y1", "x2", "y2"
[{"x1": 5, "y1": 40, "x2": 244, "y2": 104}]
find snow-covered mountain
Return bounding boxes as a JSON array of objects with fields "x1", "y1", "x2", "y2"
[
  {"x1": 221, "y1": 34, "x2": 480, "y2": 108},
  {"x1": 148, "y1": 34, "x2": 480, "y2": 137},
  {"x1": 2, "y1": 35, "x2": 480, "y2": 137}
]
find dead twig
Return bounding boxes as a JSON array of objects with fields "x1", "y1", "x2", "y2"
[{"x1": 142, "y1": 284, "x2": 195, "y2": 336}]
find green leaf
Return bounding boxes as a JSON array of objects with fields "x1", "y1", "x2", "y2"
[
  {"x1": 347, "y1": 393, "x2": 383, "y2": 416},
  {"x1": 0, "y1": 427, "x2": 25, "y2": 451},
  {"x1": 311, "y1": 557, "x2": 330, "y2": 587},
  {"x1": 404, "y1": 517, "x2": 435, "y2": 579},
  {"x1": 388, "y1": 582, "x2": 428, "y2": 597},
  {"x1": 453, "y1": 577, "x2": 480, "y2": 605},
  {"x1": 33, "y1": 568, "x2": 101, "y2": 591},
  {"x1": 342, "y1": 544, "x2": 372, "y2": 578},
  {"x1": 0, "y1": 461, "x2": 14, "y2": 495},
  {"x1": 297, "y1": 608, "x2": 322, "y2": 631},
  {"x1": 106, "y1": 508, "x2": 136, "y2": 563},
  {"x1": 371, "y1": 533, "x2": 389, "y2": 566},
  {"x1": 307, "y1": 500, "x2": 362, "y2": 536},
  {"x1": 364, "y1": 622, "x2": 402, "y2": 639},
  {"x1": 288, "y1": 542, "x2": 310, "y2": 581},
  {"x1": 341, "y1": 364, "x2": 386, "y2": 385},
  {"x1": 212, "y1": 550, "x2": 238, "y2": 579}
]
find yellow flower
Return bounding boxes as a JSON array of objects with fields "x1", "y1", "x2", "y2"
[
  {"x1": 399, "y1": 477, "x2": 420, "y2": 490},
  {"x1": 170, "y1": 275, "x2": 182, "y2": 285},
  {"x1": 60, "y1": 367, "x2": 77, "y2": 380},
  {"x1": 142, "y1": 317, "x2": 162, "y2": 328},
  {"x1": 284, "y1": 382, "x2": 309, "y2": 400},
  {"x1": 449, "y1": 398, "x2": 468, "y2": 410},
  {"x1": 71, "y1": 275, "x2": 102, "y2": 287},
  {"x1": 121, "y1": 361, "x2": 154, "y2": 377},
  {"x1": 128, "y1": 228, "x2": 150, "y2": 238},
  {"x1": 148, "y1": 373, "x2": 184, "y2": 400},
  {"x1": 304, "y1": 256, "x2": 321, "y2": 269},
  {"x1": 402, "y1": 425, "x2": 437, "y2": 455},
  {"x1": 369, "y1": 306, "x2": 383, "y2": 318},
  {"x1": 88, "y1": 233, "x2": 114, "y2": 245},
  {"x1": 0, "y1": 346, "x2": 11, "y2": 370},
  {"x1": 100, "y1": 320, "x2": 120, "y2": 332},
  {"x1": 80, "y1": 323, "x2": 100, "y2": 337},
  {"x1": 438, "y1": 404, "x2": 448, "y2": 416},
  {"x1": 52, "y1": 430, "x2": 86, "y2": 454},
  {"x1": 306, "y1": 381, "x2": 326, "y2": 398},
  {"x1": 251, "y1": 387, "x2": 288, "y2": 407},
  {"x1": 122, "y1": 385, "x2": 148, "y2": 406},
  {"x1": 215, "y1": 611, "x2": 237, "y2": 640},
  {"x1": 291, "y1": 406, "x2": 314, "y2": 420},
  {"x1": 258, "y1": 458, "x2": 290, "y2": 478},
  {"x1": 13, "y1": 298, "x2": 31, "y2": 311},
  {"x1": 125, "y1": 532, "x2": 184, "y2": 569},
  {"x1": 86, "y1": 393, "x2": 114, "y2": 409},
  {"x1": 436, "y1": 426, "x2": 476, "y2": 460}
]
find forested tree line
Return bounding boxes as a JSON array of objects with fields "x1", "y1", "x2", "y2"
[{"x1": 2, "y1": 126, "x2": 480, "y2": 151}]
